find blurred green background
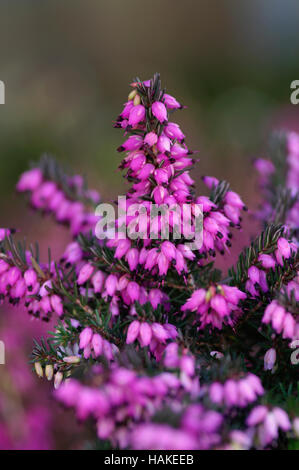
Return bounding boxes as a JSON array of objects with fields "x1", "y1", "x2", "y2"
[{"x1": 0, "y1": 0, "x2": 299, "y2": 252}]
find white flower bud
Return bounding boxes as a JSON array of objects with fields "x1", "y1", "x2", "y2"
[
  {"x1": 54, "y1": 371, "x2": 63, "y2": 389},
  {"x1": 63, "y1": 355, "x2": 80, "y2": 364},
  {"x1": 34, "y1": 362, "x2": 43, "y2": 378},
  {"x1": 45, "y1": 364, "x2": 54, "y2": 381}
]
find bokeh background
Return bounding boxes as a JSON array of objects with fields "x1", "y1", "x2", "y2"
[{"x1": 0, "y1": 0, "x2": 299, "y2": 449}]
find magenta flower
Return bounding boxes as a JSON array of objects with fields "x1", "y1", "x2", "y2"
[{"x1": 151, "y1": 101, "x2": 168, "y2": 123}]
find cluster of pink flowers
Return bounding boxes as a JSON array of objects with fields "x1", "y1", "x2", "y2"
[
  {"x1": 109, "y1": 77, "x2": 246, "y2": 281},
  {"x1": 209, "y1": 373, "x2": 264, "y2": 408},
  {"x1": 246, "y1": 405, "x2": 291, "y2": 448},
  {"x1": 202, "y1": 177, "x2": 247, "y2": 227},
  {"x1": 181, "y1": 284, "x2": 246, "y2": 329},
  {"x1": 262, "y1": 292, "x2": 299, "y2": 340},
  {"x1": 246, "y1": 237, "x2": 296, "y2": 297},
  {"x1": 55, "y1": 366, "x2": 197, "y2": 449},
  {"x1": 126, "y1": 320, "x2": 178, "y2": 360},
  {"x1": 79, "y1": 327, "x2": 119, "y2": 361},
  {"x1": 130, "y1": 404, "x2": 223, "y2": 450},
  {"x1": 0, "y1": 256, "x2": 62, "y2": 321},
  {"x1": 1, "y1": 74, "x2": 298, "y2": 450},
  {"x1": 76, "y1": 261, "x2": 169, "y2": 315},
  {"x1": 16, "y1": 160, "x2": 100, "y2": 237}
]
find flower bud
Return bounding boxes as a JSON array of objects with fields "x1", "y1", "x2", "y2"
[
  {"x1": 128, "y1": 89, "x2": 137, "y2": 101},
  {"x1": 54, "y1": 371, "x2": 63, "y2": 390},
  {"x1": 34, "y1": 362, "x2": 43, "y2": 378},
  {"x1": 63, "y1": 356, "x2": 80, "y2": 364},
  {"x1": 45, "y1": 364, "x2": 54, "y2": 381}
]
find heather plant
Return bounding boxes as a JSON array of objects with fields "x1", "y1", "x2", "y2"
[{"x1": 0, "y1": 74, "x2": 298, "y2": 450}]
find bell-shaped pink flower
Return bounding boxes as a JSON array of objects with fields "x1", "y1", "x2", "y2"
[
  {"x1": 258, "y1": 254, "x2": 276, "y2": 269},
  {"x1": 157, "y1": 135, "x2": 171, "y2": 153},
  {"x1": 151, "y1": 322, "x2": 169, "y2": 342},
  {"x1": 163, "y1": 93, "x2": 182, "y2": 109},
  {"x1": 161, "y1": 241, "x2": 176, "y2": 260},
  {"x1": 24, "y1": 268, "x2": 38, "y2": 290},
  {"x1": 277, "y1": 237, "x2": 291, "y2": 259},
  {"x1": 105, "y1": 274, "x2": 118, "y2": 296},
  {"x1": 126, "y1": 320, "x2": 140, "y2": 344},
  {"x1": 77, "y1": 263, "x2": 94, "y2": 285},
  {"x1": 50, "y1": 294, "x2": 63, "y2": 316},
  {"x1": 114, "y1": 239, "x2": 131, "y2": 259},
  {"x1": 92, "y1": 333, "x2": 103, "y2": 357},
  {"x1": 79, "y1": 327, "x2": 93, "y2": 349},
  {"x1": 152, "y1": 101, "x2": 167, "y2": 123},
  {"x1": 144, "y1": 131, "x2": 158, "y2": 146},
  {"x1": 139, "y1": 322, "x2": 152, "y2": 347},
  {"x1": 118, "y1": 135, "x2": 143, "y2": 152},
  {"x1": 127, "y1": 281, "x2": 140, "y2": 303},
  {"x1": 164, "y1": 122, "x2": 185, "y2": 141},
  {"x1": 248, "y1": 266, "x2": 260, "y2": 285},
  {"x1": 91, "y1": 271, "x2": 105, "y2": 293},
  {"x1": 128, "y1": 104, "x2": 145, "y2": 127},
  {"x1": 152, "y1": 185, "x2": 167, "y2": 204},
  {"x1": 126, "y1": 248, "x2": 139, "y2": 271}
]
